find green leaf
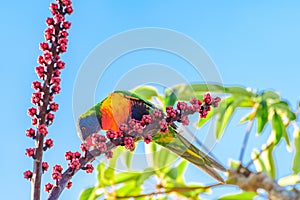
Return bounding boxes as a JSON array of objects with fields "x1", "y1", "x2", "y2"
[
  {"x1": 215, "y1": 96, "x2": 243, "y2": 139},
  {"x1": 272, "y1": 111, "x2": 284, "y2": 145},
  {"x1": 278, "y1": 174, "x2": 300, "y2": 186},
  {"x1": 271, "y1": 101, "x2": 296, "y2": 121},
  {"x1": 272, "y1": 111, "x2": 290, "y2": 147},
  {"x1": 164, "y1": 89, "x2": 178, "y2": 107},
  {"x1": 261, "y1": 90, "x2": 280, "y2": 100},
  {"x1": 176, "y1": 160, "x2": 188, "y2": 183},
  {"x1": 120, "y1": 150, "x2": 134, "y2": 169},
  {"x1": 97, "y1": 162, "x2": 106, "y2": 187},
  {"x1": 79, "y1": 187, "x2": 101, "y2": 200},
  {"x1": 228, "y1": 159, "x2": 241, "y2": 168},
  {"x1": 156, "y1": 147, "x2": 178, "y2": 172},
  {"x1": 136, "y1": 169, "x2": 155, "y2": 185},
  {"x1": 252, "y1": 149, "x2": 267, "y2": 173},
  {"x1": 266, "y1": 144, "x2": 276, "y2": 179},
  {"x1": 167, "y1": 84, "x2": 254, "y2": 101},
  {"x1": 116, "y1": 181, "x2": 143, "y2": 197},
  {"x1": 292, "y1": 129, "x2": 300, "y2": 174},
  {"x1": 239, "y1": 111, "x2": 256, "y2": 123},
  {"x1": 197, "y1": 105, "x2": 219, "y2": 128},
  {"x1": 218, "y1": 192, "x2": 256, "y2": 200},
  {"x1": 252, "y1": 144, "x2": 276, "y2": 178},
  {"x1": 256, "y1": 100, "x2": 268, "y2": 134},
  {"x1": 113, "y1": 172, "x2": 142, "y2": 184},
  {"x1": 132, "y1": 86, "x2": 159, "y2": 100}
]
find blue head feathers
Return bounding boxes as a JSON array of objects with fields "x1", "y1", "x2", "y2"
[{"x1": 77, "y1": 114, "x2": 101, "y2": 141}]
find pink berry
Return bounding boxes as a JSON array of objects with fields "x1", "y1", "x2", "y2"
[
  {"x1": 45, "y1": 183, "x2": 53, "y2": 193},
  {"x1": 42, "y1": 162, "x2": 49, "y2": 172},
  {"x1": 26, "y1": 128, "x2": 36, "y2": 138},
  {"x1": 24, "y1": 170, "x2": 33, "y2": 180}
]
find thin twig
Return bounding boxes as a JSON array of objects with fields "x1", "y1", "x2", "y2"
[
  {"x1": 245, "y1": 142, "x2": 274, "y2": 168},
  {"x1": 239, "y1": 120, "x2": 254, "y2": 163},
  {"x1": 113, "y1": 184, "x2": 222, "y2": 199}
]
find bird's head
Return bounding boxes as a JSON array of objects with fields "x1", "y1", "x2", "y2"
[{"x1": 77, "y1": 114, "x2": 101, "y2": 141}]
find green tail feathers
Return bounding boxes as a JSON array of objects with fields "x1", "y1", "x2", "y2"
[{"x1": 154, "y1": 127, "x2": 226, "y2": 183}]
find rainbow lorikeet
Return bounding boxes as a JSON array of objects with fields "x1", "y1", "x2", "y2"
[{"x1": 77, "y1": 91, "x2": 226, "y2": 183}]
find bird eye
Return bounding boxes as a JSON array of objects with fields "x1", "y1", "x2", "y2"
[{"x1": 81, "y1": 126, "x2": 86, "y2": 131}]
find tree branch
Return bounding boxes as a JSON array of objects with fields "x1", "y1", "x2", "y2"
[
  {"x1": 31, "y1": 18, "x2": 61, "y2": 200},
  {"x1": 227, "y1": 166, "x2": 300, "y2": 200},
  {"x1": 239, "y1": 120, "x2": 254, "y2": 163}
]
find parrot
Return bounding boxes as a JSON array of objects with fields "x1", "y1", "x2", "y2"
[{"x1": 77, "y1": 90, "x2": 226, "y2": 183}]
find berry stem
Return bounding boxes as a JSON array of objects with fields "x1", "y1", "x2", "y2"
[{"x1": 31, "y1": 21, "x2": 60, "y2": 200}]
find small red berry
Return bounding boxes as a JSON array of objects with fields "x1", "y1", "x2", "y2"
[
  {"x1": 53, "y1": 14, "x2": 65, "y2": 23},
  {"x1": 46, "y1": 17, "x2": 54, "y2": 26},
  {"x1": 35, "y1": 66, "x2": 45, "y2": 79},
  {"x1": 31, "y1": 92, "x2": 42, "y2": 105},
  {"x1": 96, "y1": 142, "x2": 107, "y2": 152},
  {"x1": 43, "y1": 52, "x2": 53, "y2": 65},
  {"x1": 65, "y1": 6, "x2": 73, "y2": 14},
  {"x1": 51, "y1": 77, "x2": 61, "y2": 85},
  {"x1": 65, "y1": 151, "x2": 73, "y2": 160},
  {"x1": 51, "y1": 85, "x2": 61, "y2": 94},
  {"x1": 62, "y1": 0, "x2": 72, "y2": 6},
  {"x1": 44, "y1": 138, "x2": 54, "y2": 149},
  {"x1": 62, "y1": 21, "x2": 71, "y2": 29},
  {"x1": 53, "y1": 69, "x2": 61, "y2": 77},
  {"x1": 141, "y1": 115, "x2": 151, "y2": 125},
  {"x1": 46, "y1": 113, "x2": 55, "y2": 122},
  {"x1": 73, "y1": 151, "x2": 81, "y2": 159},
  {"x1": 68, "y1": 159, "x2": 81, "y2": 169},
  {"x1": 39, "y1": 42, "x2": 49, "y2": 51},
  {"x1": 60, "y1": 30, "x2": 69, "y2": 37},
  {"x1": 49, "y1": 3, "x2": 59, "y2": 15},
  {"x1": 32, "y1": 81, "x2": 42, "y2": 91},
  {"x1": 124, "y1": 136, "x2": 135, "y2": 151},
  {"x1": 53, "y1": 165, "x2": 63, "y2": 173},
  {"x1": 58, "y1": 44, "x2": 67, "y2": 53},
  {"x1": 27, "y1": 107, "x2": 37, "y2": 117},
  {"x1": 56, "y1": 60, "x2": 65, "y2": 70},
  {"x1": 181, "y1": 115, "x2": 189, "y2": 126},
  {"x1": 119, "y1": 123, "x2": 129, "y2": 132},
  {"x1": 177, "y1": 101, "x2": 188, "y2": 111},
  {"x1": 85, "y1": 164, "x2": 94, "y2": 173},
  {"x1": 143, "y1": 134, "x2": 152, "y2": 144},
  {"x1": 52, "y1": 172, "x2": 62, "y2": 181},
  {"x1": 42, "y1": 162, "x2": 49, "y2": 172},
  {"x1": 159, "y1": 119, "x2": 168, "y2": 133},
  {"x1": 80, "y1": 142, "x2": 90, "y2": 152},
  {"x1": 24, "y1": 170, "x2": 33, "y2": 180},
  {"x1": 166, "y1": 106, "x2": 178, "y2": 118},
  {"x1": 26, "y1": 128, "x2": 36, "y2": 138},
  {"x1": 38, "y1": 124, "x2": 48, "y2": 136},
  {"x1": 203, "y1": 93, "x2": 213, "y2": 104},
  {"x1": 66, "y1": 181, "x2": 72, "y2": 189},
  {"x1": 105, "y1": 150, "x2": 113, "y2": 159},
  {"x1": 37, "y1": 55, "x2": 45, "y2": 65},
  {"x1": 45, "y1": 183, "x2": 53, "y2": 193},
  {"x1": 32, "y1": 118, "x2": 38, "y2": 126},
  {"x1": 49, "y1": 102, "x2": 59, "y2": 112},
  {"x1": 25, "y1": 148, "x2": 35, "y2": 157}
]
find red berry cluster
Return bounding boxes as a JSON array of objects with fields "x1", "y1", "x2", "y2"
[
  {"x1": 80, "y1": 93, "x2": 220, "y2": 158},
  {"x1": 23, "y1": 0, "x2": 74, "y2": 194},
  {"x1": 73, "y1": 93, "x2": 220, "y2": 199}
]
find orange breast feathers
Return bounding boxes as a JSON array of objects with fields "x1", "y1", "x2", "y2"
[{"x1": 100, "y1": 93, "x2": 131, "y2": 132}]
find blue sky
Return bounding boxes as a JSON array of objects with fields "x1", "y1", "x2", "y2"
[{"x1": 1, "y1": 1, "x2": 300, "y2": 199}]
